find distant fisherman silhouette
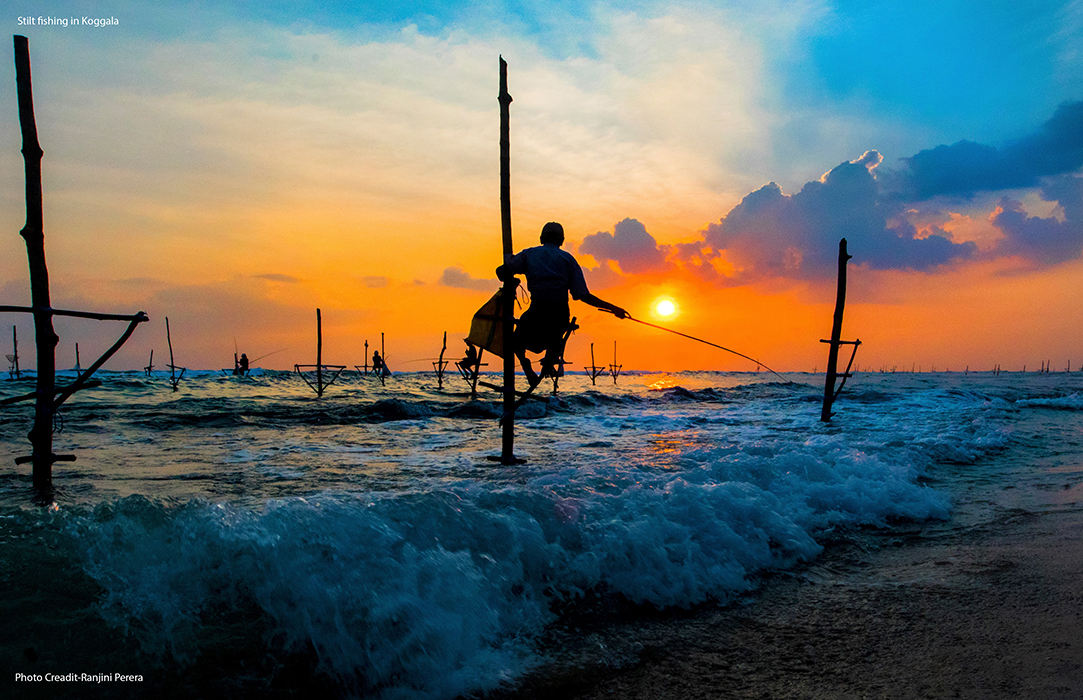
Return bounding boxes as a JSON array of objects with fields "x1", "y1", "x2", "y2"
[
  {"x1": 461, "y1": 341, "x2": 480, "y2": 371},
  {"x1": 372, "y1": 351, "x2": 384, "y2": 374},
  {"x1": 497, "y1": 222, "x2": 628, "y2": 387},
  {"x1": 235, "y1": 353, "x2": 249, "y2": 376}
]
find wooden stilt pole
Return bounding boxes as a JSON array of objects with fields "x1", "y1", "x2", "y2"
[
  {"x1": 610, "y1": 340, "x2": 622, "y2": 384},
  {"x1": 14, "y1": 35, "x2": 58, "y2": 489},
  {"x1": 10, "y1": 325, "x2": 20, "y2": 378},
  {"x1": 820, "y1": 239, "x2": 860, "y2": 422},
  {"x1": 434, "y1": 331, "x2": 448, "y2": 389},
  {"x1": 584, "y1": 342, "x2": 605, "y2": 385},
  {"x1": 7, "y1": 37, "x2": 147, "y2": 490},
  {"x1": 498, "y1": 56, "x2": 521, "y2": 464},
  {"x1": 316, "y1": 308, "x2": 324, "y2": 395},
  {"x1": 166, "y1": 317, "x2": 179, "y2": 391},
  {"x1": 145, "y1": 349, "x2": 153, "y2": 376},
  {"x1": 294, "y1": 309, "x2": 344, "y2": 396}
]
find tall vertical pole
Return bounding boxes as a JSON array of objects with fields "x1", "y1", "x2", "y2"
[
  {"x1": 316, "y1": 308, "x2": 323, "y2": 396},
  {"x1": 499, "y1": 56, "x2": 518, "y2": 464},
  {"x1": 12, "y1": 325, "x2": 20, "y2": 378},
  {"x1": 821, "y1": 239, "x2": 851, "y2": 422},
  {"x1": 14, "y1": 36, "x2": 57, "y2": 489},
  {"x1": 166, "y1": 317, "x2": 177, "y2": 391}
]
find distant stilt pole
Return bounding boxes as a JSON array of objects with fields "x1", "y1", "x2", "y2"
[
  {"x1": 166, "y1": 317, "x2": 182, "y2": 392},
  {"x1": 498, "y1": 56, "x2": 520, "y2": 465},
  {"x1": 584, "y1": 342, "x2": 605, "y2": 385},
  {"x1": 144, "y1": 349, "x2": 153, "y2": 376},
  {"x1": 379, "y1": 333, "x2": 387, "y2": 390},
  {"x1": 609, "y1": 340, "x2": 622, "y2": 384},
  {"x1": 434, "y1": 331, "x2": 448, "y2": 389},
  {"x1": 364, "y1": 340, "x2": 369, "y2": 374},
  {"x1": 820, "y1": 239, "x2": 860, "y2": 422},
  {"x1": 74, "y1": 342, "x2": 80, "y2": 371},
  {"x1": 316, "y1": 309, "x2": 324, "y2": 395},
  {"x1": 10, "y1": 325, "x2": 20, "y2": 379}
]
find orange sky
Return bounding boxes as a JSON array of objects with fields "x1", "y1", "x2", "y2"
[{"x1": 3, "y1": 4, "x2": 1083, "y2": 373}]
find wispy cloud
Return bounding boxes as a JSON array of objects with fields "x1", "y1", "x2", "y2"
[
  {"x1": 254, "y1": 273, "x2": 302, "y2": 283},
  {"x1": 439, "y1": 266, "x2": 495, "y2": 291}
]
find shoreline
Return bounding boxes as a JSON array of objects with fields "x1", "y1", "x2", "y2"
[{"x1": 503, "y1": 501, "x2": 1083, "y2": 699}]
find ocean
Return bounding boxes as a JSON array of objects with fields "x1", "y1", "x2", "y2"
[{"x1": 1, "y1": 367, "x2": 1081, "y2": 698}]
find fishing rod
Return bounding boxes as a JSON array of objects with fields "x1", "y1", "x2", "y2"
[{"x1": 602, "y1": 309, "x2": 793, "y2": 384}]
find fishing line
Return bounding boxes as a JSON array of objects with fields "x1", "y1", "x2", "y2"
[
  {"x1": 250, "y1": 348, "x2": 288, "y2": 363},
  {"x1": 604, "y1": 309, "x2": 792, "y2": 384}
]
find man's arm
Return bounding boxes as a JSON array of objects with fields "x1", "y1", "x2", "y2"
[{"x1": 581, "y1": 293, "x2": 629, "y2": 319}]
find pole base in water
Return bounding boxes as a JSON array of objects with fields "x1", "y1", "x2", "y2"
[{"x1": 486, "y1": 455, "x2": 527, "y2": 465}]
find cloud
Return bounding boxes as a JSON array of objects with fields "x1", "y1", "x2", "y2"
[
  {"x1": 990, "y1": 175, "x2": 1083, "y2": 266},
  {"x1": 891, "y1": 101, "x2": 1083, "y2": 200},
  {"x1": 363, "y1": 276, "x2": 389, "y2": 288},
  {"x1": 580, "y1": 218, "x2": 671, "y2": 275},
  {"x1": 439, "y1": 267, "x2": 496, "y2": 291},
  {"x1": 582, "y1": 261, "x2": 624, "y2": 292},
  {"x1": 698, "y1": 152, "x2": 977, "y2": 281},
  {"x1": 688, "y1": 101, "x2": 1083, "y2": 283},
  {"x1": 253, "y1": 273, "x2": 302, "y2": 283}
]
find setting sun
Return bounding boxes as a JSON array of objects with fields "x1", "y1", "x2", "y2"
[{"x1": 652, "y1": 298, "x2": 678, "y2": 319}]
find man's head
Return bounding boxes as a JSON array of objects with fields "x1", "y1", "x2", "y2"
[{"x1": 540, "y1": 221, "x2": 565, "y2": 246}]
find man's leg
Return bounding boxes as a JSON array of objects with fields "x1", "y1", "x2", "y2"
[{"x1": 516, "y1": 348, "x2": 540, "y2": 387}]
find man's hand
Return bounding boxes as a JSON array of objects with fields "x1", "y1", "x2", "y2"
[{"x1": 611, "y1": 306, "x2": 630, "y2": 319}]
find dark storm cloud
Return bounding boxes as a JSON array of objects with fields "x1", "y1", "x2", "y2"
[{"x1": 579, "y1": 218, "x2": 671, "y2": 274}]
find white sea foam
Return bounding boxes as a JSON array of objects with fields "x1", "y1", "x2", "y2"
[
  {"x1": 1017, "y1": 392, "x2": 1083, "y2": 410},
  {"x1": 67, "y1": 430, "x2": 954, "y2": 697}
]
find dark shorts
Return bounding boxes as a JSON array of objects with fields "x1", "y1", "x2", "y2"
[{"x1": 515, "y1": 300, "x2": 570, "y2": 355}]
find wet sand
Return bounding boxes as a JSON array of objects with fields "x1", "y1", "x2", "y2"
[{"x1": 506, "y1": 502, "x2": 1083, "y2": 700}]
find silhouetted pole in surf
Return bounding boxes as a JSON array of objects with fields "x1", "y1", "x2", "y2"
[
  {"x1": 433, "y1": 331, "x2": 449, "y2": 390},
  {"x1": 165, "y1": 317, "x2": 185, "y2": 391},
  {"x1": 294, "y1": 308, "x2": 346, "y2": 396},
  {"x1": 820, "y1": 238, "x2": 861, "y2": 421},
  {"x1": 609, "y1": 340, "x2": 622, "y2": 384},
  {"x1": 584, "y1": 342, "x2": 605, "y2": 385},
  {"x1": 498, "y1": 56, "x2": 522, "y2": 464},
  {"x1": 9, "y1": 325, "x2": 20, "y2": 379},
  {"x1": 3, "y1": 36, "x2": 148, "y2": 491}
]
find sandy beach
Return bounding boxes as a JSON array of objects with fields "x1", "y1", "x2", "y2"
[{"x1": 507, "y1": 488, "x2": 1083, "y2": 699}]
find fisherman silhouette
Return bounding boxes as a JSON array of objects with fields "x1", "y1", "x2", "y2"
[
  {"x1": 372, "y1": 350, "x2": 384, "y2": 374},
  {"x1": 461, "y1": 341, "x2": 480, "y2": 370},
  {"x1": 234, "y1": 353, "x2": 249, "y2": 376},
  {"x1": 496, "y1": 221, "x2": 628, "y2": 387}
]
